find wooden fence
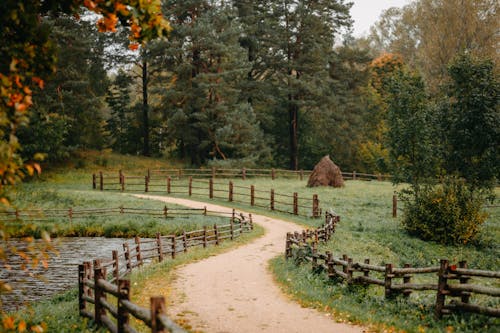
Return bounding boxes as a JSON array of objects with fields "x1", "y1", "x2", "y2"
[
  {"x1": 93, "y1": 173, "x2": 321, "y2": 218},
  {"x1": 285, "y1": 214, "x2": 500, "y2": 319},
  {"x1": 79, "y1": 209, "x2": 253, "y2": 332},
  {"x1": 0, "y1": 206, "x2": 215, "y2": 223}
]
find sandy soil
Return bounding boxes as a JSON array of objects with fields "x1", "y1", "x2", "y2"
[{"x1": 135, "y1": 194, "x2": 365, "y2": 333}]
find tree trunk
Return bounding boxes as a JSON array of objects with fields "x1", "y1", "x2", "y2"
[
  {"x1": 142, "y1": 59, "x2": 150, "y2": 156},
  {"x1": 289, "y1": 95, "x2": 298, "y2": 170}
]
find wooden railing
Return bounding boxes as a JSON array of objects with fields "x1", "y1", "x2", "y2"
[
  {"x1": 93, "y1": 174, "x2": 321, "y2": 218},
  {"x1": 285, "y1": 213, "x2": 500, "y2": 319},
  {"x1": 0, "y1": 206, "x2": 211, "y2": 223},
  {"x1": 79, "y1": 210, "x2": 253, "y2": 332}
]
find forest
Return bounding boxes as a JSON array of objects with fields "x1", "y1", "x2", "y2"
[{"x1": 0, "y1": 0, "x2": 498, "y2": 178}]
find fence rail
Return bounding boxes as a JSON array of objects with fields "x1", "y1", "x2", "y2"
[
  {"x1": 285, "y1": 213, "x2": 500, "y2": 319},
  {"x1": 79, "y1": 209, "x2": 253, "y2": 332},
  {"x1": 0, "y1": 206, "x2": 216, "y2": 223}
]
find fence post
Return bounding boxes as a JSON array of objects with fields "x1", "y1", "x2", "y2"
[
  {"x1": 135, "y1": 236, "x2": 143, "y2": 266},
  {"x1": 285, "y1": 233, "x2": 291, "y2": 260},
  {"x1": 147, "y1": 168, "x2": 151, "y2": 179},
  {"x1": 211, "y1": 167, "x2": 216, "y2": 179},
  {"x1": 242, "y1": 168, "x2": 246, "y2": 180},
  {"x1": 249, "y1": 213, "x2": 253, "y2": 230},
  {"x1": 299, "y1": 169, "x2": 303, "y2": 181},
  {"x1": 120, "y1": 205, "x2": 124, "y2": 214},
  {"x1": 182, "y1": 231, "x2": 187, "y2": 253},
  {"x1": 171, "y1": 235, "x2": 176, "y2": 259},
  {"x1": 167, "y1": 176, "x2": 171, "y2": 194},
  {"x1": 270, "y1": 189, "x2": 275, "y2": 211},
  {"x1": 271, "y1": 168, "x2": 275, "y2": 180},
  {"x1": 392, "y1": 193, "x2": 397, "y2": 218},
  {"x1": 78, "y1": 264, "x2": 86, "y2": 315},
  {"x1": 209, "y1": 178, "x2": 213, "y2": 199},
  {"x1": 112, "y1": 250, "x2": 119, "y2": 282},
  {"x1": 99, "y1": 171, "x2": 103, "y2": 191},
  {"x1": 68, "y1": 207, "x2": 73, "y2": 223},
  {"x1": 94, "y1": 264, "x2": 106, "y2": 326},
  {"x1": 121, "y1": 175, "x2": 125, "y2": 192},
  {"x1": 435, "y1": 259, "x2": 449, "y2": 318},
  {"x1": 346, "y1": 257, "x2": 353, "y2": 284},
  {"x1": 84, "y1": 261, "x2": 93, "y2": 298},
  {"x1": 123, "y1": 243, "x2": 132, "y2": 272},
  {"x1": 229, "y1": 181, "x2": 233, "y2": 202},
  {"x1": 117, "y1": 279, "x2": 130, "y2": 333},
  {"x1": 204, "y1": 206, "x2": 207, "y2": 215},
  {"x1": 214, "y1": 224, "x2": 219, "y2": 245},
  {"x1": 352, "y1": 170, "x2": 356, "y2": 180},
  {"x1": 458, "y1": 260, "x2": 470, "y2": 304},
  {"x1": 403, "y1": 263, "x2": 412, "y2": 297},
  {"x1": 377, "y1": 173, "x2": 382, "y2": 181},
  {"x1": 326, "y1": 252, "x2": 334, "y2": 279},
  {"x1": 92, "y1": 174, "x2": 96, "y2": 189},
  {"x1": 363, "y1": 259, "x2": 370, "y2": 280},
  {"x1": 163, "y1": 206, "x2": 168, "y2": 219},
  {"x1": 145, "y1": 176, "x2": 149, "y2": 192},
  {"x1": 203, "y1": 225, "x2": 207, "y2": 248},
  {"x1": 150, "y1": 296, "x2": 167, "y2": 333},
  {"x1": 293, "y1": 192, "x2": 298, "y2": 215},
  {"x1": 312, "y1": 194, "x2": 319, "y2": 218},
  {"x1": 384, "y1": 263, "x2": 394, "y2": 299},
  {"x1": 250, "y1": 185, "x2": 255, "y2": 206},
  {"x1": 188, "y1": 176, "x2": 192, "y2": 196},
  {"x1": 156, "y1": 232, "x2": 163, "y2": 262}
]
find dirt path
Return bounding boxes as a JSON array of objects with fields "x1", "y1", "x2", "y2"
[{"x1": 135, "y1": 194, "x2": 365, "y2": 333}]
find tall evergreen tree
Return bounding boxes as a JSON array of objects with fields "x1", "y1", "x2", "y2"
[
  {"x1": 159, "y1": 0, "x2": 270, "y2": 165},
  {"x1": 236, "y1": 0, "x2": 352, "y2": 169}
]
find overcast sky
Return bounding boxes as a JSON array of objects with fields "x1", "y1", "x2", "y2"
[{"x1": 350, "y1": 0, "x2": 412, "y2": 37}]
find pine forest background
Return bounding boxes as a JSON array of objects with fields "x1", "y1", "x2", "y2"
[{"x1": 18, "y1": 0, "x2": 499, "y2": 176}]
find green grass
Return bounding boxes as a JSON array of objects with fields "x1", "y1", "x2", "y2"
[{"x1": 4, "y1": 151, "x2": 499, "y2": 332}]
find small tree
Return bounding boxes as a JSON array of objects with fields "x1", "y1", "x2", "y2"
[
  {"x1": 386, "y1": 68, "x2": 438, "y2": 189},
  {"x1": 443, "y1": 53, "x2": 499, "y2": 190}
]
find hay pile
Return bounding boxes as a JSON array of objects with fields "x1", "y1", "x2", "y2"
[{"x1": 307, "y1": 155, "x2": 344, "y2": 187}]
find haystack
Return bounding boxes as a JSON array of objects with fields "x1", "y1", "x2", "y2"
[{"x1": 307, "y1": 155, "x2": 344, "y2": 187}]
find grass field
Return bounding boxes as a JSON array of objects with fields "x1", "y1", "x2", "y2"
[{"x1": 4, "y1": 151, "x2": 499, "y2": 332}]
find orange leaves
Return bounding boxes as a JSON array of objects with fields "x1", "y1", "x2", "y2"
[
  {"x1": 32, "y1": 77, "x2": 44, "y2": 90},
  {"x1": 128, "y1": 43, "x2": 139, "y2": 51},
  {"x1": 2, "y1": 316, "x2": 15, "y2": 330},
  {"x1": 97, "y1": 14, "x2": 119, "y2": 32}
]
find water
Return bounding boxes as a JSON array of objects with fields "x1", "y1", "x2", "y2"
[{"x1": 1, "y1": 237, "x2": 129, "y2": 312}]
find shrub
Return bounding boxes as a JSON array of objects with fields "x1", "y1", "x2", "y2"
[{"x1": 401, "y1": 177, "x2": 488, "y2": 245}]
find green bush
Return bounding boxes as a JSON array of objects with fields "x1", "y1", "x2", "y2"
[{"x1": 401, "y1": 177, "x2": 488, "y2": 245}]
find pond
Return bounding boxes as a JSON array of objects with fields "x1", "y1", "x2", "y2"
[{"x1": 1, "y1": 237, "x2": 130, "y2": 312}]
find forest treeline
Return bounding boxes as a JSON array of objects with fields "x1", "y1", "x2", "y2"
[{"x1": 18, "y1": 0, "x2": 498, "y2": 173}]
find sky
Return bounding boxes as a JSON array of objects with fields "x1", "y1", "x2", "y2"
[{"x1": 350, "y1": 0, "x2": 412, "y2": 37}]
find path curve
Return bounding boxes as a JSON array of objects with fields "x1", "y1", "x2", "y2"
[{"x1": 135, "y1": 194, "x2": 365, "y2": 333}]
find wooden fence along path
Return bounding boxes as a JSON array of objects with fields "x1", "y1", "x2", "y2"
[
  {"x1": 79, "y1": 209, "x2": 253, "y2": 333},
  {"x1": 0, "y1": 206, "x2": 215, "y2": 223},
  {"x1": 285, "y1": 212, "x2": 500, "y2": 319},
  {"x1": 93, "y1": 171, "x2": 322, "y2": 218}
]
